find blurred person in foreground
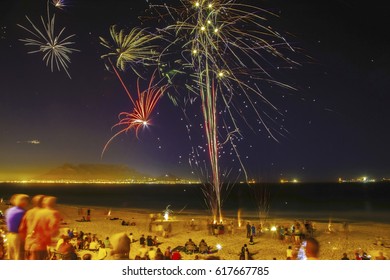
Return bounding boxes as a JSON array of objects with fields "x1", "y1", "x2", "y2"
[
  {"x1": 22, "y1": 196, "x2": 62, "y2": 259},
  {"x1": 5, "y1": 194, "x2": 29, "y2": 260},
  {"x1": 19, "y1": 194, "x2": 45, "y2": 260},
  {"x1": 110, "y1": 232, "x2": 130, "y2": 260},
  {"x1": 305, "y1": 238, "x2": 320, "y2": 260}
]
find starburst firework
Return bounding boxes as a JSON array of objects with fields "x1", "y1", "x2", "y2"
[
  {"x1": 101, "y1": 74, "x2": 166, "y2": 157},
  {"x1": 18, "y1": 5, "x2": 79, "y2": 79}
]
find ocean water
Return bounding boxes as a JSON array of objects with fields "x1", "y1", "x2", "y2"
[{"x1": 1, "y1": 182, "x2": 389, "y2": 223}]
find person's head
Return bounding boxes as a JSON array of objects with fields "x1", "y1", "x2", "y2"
[
  {"x1": 42, "y1": 196, "x2": 57, "y2": 209},
  {"x1": 82, "y1": 253, "x2": 92, "y2": 260},
  {"x1": 288, "y1": 246, "x2": 292, "y2": 249},
  {"x1": 31, "y1": 195, "x2": 45, "y2": 208},
  {"x1": 62, "y1": 235, "x2": 71, "y2": 243},
  {"x1": 12, "y1": 194, "x2": 29, "y2": 208},
  {"x1": 343, "y1": 253, "x2": 348, "y2": 258},
  {"x1": 110, "y1": 232, "x2": 130, "y2": 257},
  {"x1": 305, "y1": 238, "x2": 320, "y2": 259}
]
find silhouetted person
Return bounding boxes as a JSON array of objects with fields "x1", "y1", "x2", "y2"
[{"x1": 246, "y1": 222, "x2": 251, "y2": 238}]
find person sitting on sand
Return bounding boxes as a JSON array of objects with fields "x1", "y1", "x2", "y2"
[
  {"x1": 185, "y1": 238, "x2": 197, "y2": 254},
  {"x1": 305, "y1": 238, "x2": 320, "y2": 260},
  {"x1": 355, "y1": 252, "x2": 362, "y2": 260},
  {"x1": 171, "y1": 249, "x2": 182, "y2": 260},
  {"x1": 286, "y1": 246, "x2": 293, "y2": 259},
  {"x1": 361, "y1": 252, "x2": 371, "y2": 260},
  {"x1": 138, "y1": 244, "x2": 148, "y2": 259},
  {"x1": 140, "y1": 234, "x2": 146, "y2": 245},
  {"x1": 155, "y1": 248, "x2": 164, "y2": 260},
  {"x1": 57, "y1": 236, "x2": 78, "y2": 260},
  {"x1": 147, "y1": 247, "x2": 156, "y2": 260},
  {"x1": 341, "y1": 253, "x2": 349, "y2": 260},
  {"x1": 375, "y1": 251, "x2": 387, "y2": 260},
  {"x1": 82, "y1": 253, "x2": 92, "y2": 260},
  {"x1": 104, "y1": 237, "x2": 111, "y2": 249},
  {"x1": 240, "y1": 244, "x2": 249, "y2": 260},
  {"x1": 147, "y1": 235, "x2": 154, "y2": 246},
  {"x1": 199, "y1": 239, "x2": 209, "y2": 254},
  {"x1": 89, "y1": 237, "x2": 99, "y2": 251},
  {"x1": 164, "y1": 246, "x2": 172, "y2": 260}
]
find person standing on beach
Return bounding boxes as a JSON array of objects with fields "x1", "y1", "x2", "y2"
[
  {"x1": 19, "y1": 194, "x2": 45, "y2": 260},
  {"x1": 86, "y1": 208, "x2": 91, "y2": 221},
  {"x1": 246, "y1": 222, "x2": 251, "y2": 238},
  {"x1": 251, "y1": 224, "x2": 256, "y2": 237},
  {"x1": 24, "y1": 196, "x2": 62, "y2": 260},
  {"x1": 5, "y1": 194, "x2": 29, "y2": 259}
]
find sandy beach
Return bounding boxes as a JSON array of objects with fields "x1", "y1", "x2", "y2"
[{"x1": 3, "y1": 203, "x2": 386, "y2": 260}]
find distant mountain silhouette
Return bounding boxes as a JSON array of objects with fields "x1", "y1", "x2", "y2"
[{"x1": 35, "y1": 163, "x2": 147, "y2": 181}]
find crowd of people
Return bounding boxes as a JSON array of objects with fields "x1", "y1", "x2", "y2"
[{"x1": 1, "y1": 194, "x2": 388, "y2": 260}]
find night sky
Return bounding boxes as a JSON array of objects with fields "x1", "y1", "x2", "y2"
[{"x1": 1, "y1": 0, "x2": 389, "y2": 182}]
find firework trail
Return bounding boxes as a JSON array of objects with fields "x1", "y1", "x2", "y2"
[
  {"x1": 101, "y1": 73, "x2": 166, "y2": 157},
  {"x1": 152, "y1": 0, "x2": 299, "y2": 222},
  {"x1": 17, "y1": 3, "x2": 79, "y2": 78}
]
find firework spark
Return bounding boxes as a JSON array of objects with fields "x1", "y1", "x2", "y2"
[
  {"x1": 101, "y1": 74, "x2": 166, "y2": 157},
  {"x1": 153, "y1": 0, "x2": 299, "y2": 222},
  {"x1": 18, "y1": 5, "x2": 79, "y2": 78},
  {"x1": 51, "y1": 0, "x2": 66, "y2": 10}
]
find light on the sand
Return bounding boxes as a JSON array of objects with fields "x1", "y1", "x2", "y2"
[
  {"x1": 216, "y1": 244, "x2": 222, "y2": 250},
  {"x1": 271, "y1": 226, "x2": 277, "y2": 232},
  {"x1": 164, "y1": 212, "x2": 169, "y2": 221}
]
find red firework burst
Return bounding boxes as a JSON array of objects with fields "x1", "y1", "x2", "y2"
[{"x1": 102, "y1": 74, "x2": 166, "y2": 157}]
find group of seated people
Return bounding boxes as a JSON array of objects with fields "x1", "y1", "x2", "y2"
[
  {"x1": 140, "y1": 234, "x2": 160, "y2": 247},
  {"x1": 52, "y1": 231, "x2": 112, "y2": 260},
  {"x1": 184, "y1": 238, "x2": 210, "y2": 254},
  {"x1": 121, "y1": 219, "x2": 136, "y2": 226}
]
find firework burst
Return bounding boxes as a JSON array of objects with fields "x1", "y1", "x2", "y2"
[
  {"x1": 101, "y1": 74, "x2": 167, "y2": 157},
  {"x1": 152, "y1": 0, "x2": 299, "y2": 222},
  {"x1": 17, "y1": 5, "x2": 79, "y2": 79},
  {"x1": 100, "y1": 25, "x2": 159, "y2": 76}
]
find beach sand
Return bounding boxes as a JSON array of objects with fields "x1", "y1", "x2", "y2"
[{"x1": 24, "y1": 204, "x2": 388, "y2": 260}]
